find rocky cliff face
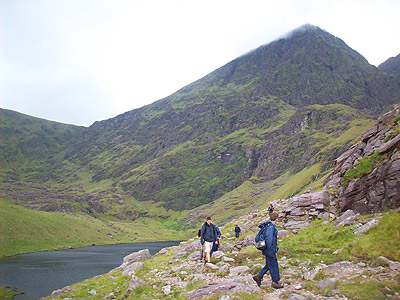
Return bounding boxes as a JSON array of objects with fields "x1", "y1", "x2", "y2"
[
  {"x1": 277, "y1": 103, "x2": 400, "y2": 225},
  {"x1": 324, "y1": 103, "x2": 400, "y2": 214}
]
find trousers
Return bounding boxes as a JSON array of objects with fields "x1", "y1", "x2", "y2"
[{"x1": 259, "y1": 254, "x2": 280, "y2": 282}]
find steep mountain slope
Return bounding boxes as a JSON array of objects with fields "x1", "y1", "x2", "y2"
[
  {"x1": 379, "y1": 53, "x2": 400, "y2": 81},
  {"x1": 1, "y1": 25, "x2": 400, "y2": 224},
  {"x1": 0, "y1": 109, "x2": 86, "y2": 182}
]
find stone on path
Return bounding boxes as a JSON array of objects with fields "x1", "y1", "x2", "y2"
[{"x1": 185, "y1": 281, "x2": 260, "y2": 300}]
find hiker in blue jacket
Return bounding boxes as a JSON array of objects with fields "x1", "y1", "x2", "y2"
[
  {"x1": 252, "y1": 211, "x2": 283, "y2": 289},
  {"x1": 210, "y1": 224, "x2": 221, "y2": 257}
]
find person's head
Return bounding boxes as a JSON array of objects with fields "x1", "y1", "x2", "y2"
[
  {"x1": 270, "y1": 212, "x2": 278, "y2": 222},
  {"x1": 235, "y1": 224, "x2": 238, "y2": 227},
  {"x1": 206, "y1": 216, "x2": 212, "y2": 225}
]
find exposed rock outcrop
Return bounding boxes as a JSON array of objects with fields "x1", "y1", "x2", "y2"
[{"x1": 324, "y1": 103, "x2": 400, "y2": 214}]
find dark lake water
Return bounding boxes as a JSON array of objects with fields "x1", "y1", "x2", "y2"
[{"x1": 0, "y1": 241, "x2": 180, "y2": 300}]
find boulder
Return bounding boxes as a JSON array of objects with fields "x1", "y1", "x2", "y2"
[
  {"x1": 303, "y1": 265, "x2": 322, "y2": 281},
  {"x1": 371, "y1": 256, "x2": 400, "y2": 271},
  {"x1": 353, "y1": 219, "x2": 379, "y2": 235},
  {"x1": 173, "y1": 251, "x2": 187, "y2": 259},
  {"x1": 336, "y1": 209, "x2": 358, "y2": 226},
  {"x1": 230, "y1": 266, "x2": 251, "y2": 276},
  {"x1": 125, "y1": 275, "x2": 146, "y2": 296},
  {"x1": 278, "y1": 230, "x2": 291, "y2": 238},
  {"x1": 122, "y1": 262, "x2": 145, "y2": 277},
  {"x1": 288, "y1": 294, "x2": 306, "y2": 300},
  {"x1": 51, "y1": 288, "x2": 77, "y2": 297},
  {"x1": 185, "y1": 281, "x2": 260, "y2": 300},
  {"x1": 187, "y1": 251, "x2": 201, "y2": 261},
  {"x1": 120, "y1": 249, "x2": 151, "y2": 269},
  {"x1": 337, "y1": 210, "x2": 356, "y2": 224},
  {"x1": 212, "y1": 251, "x2": 225, "y2": 259},
  {"x1": 323, "y1": 261, "x2": 363, "y2": 278},
  {"x1": 316, "y1": 278, "x2": 339, "y2": 290},
  {"x1": 284, "y1": 220, "x2": 311, "y2": 230}
]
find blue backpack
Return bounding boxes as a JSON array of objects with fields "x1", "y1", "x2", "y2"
[{"x1": 254, "y1": 223, "x2": 270, "y2": 250}]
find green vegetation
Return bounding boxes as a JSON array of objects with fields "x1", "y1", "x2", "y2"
[
  {"x1": 0, "y1": 287, "x2": 22, "y2": 300},
  {"x1": 0, "y1": 200, "x2": 192, "y2": 257},
  {"x1": 339, "y1": 277, "x2": 400, "y2": 300},
  {"x1": 343, "y1": 151, "x2": 383, "y2": 186},
  {"x1": 279, "y1": 213, "x2": 400, "y2": 263}
]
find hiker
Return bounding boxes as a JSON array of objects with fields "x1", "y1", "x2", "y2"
[
  {"x1": 268, "y1": 204, "x2": 274, "y2": 215},
  {"x1": 198, "y1": 227, "x2": 205, "y2": 262},
  {"x1": 210, "y1": 224, "x2": 221, "y2": 257},
  {"x1": 200, "y1": 216, "x2": 217, "y2": 264},
  {"x1": 253, "y1": 212, "x2": 283, "y2": 289},
  {"x1": 234, "y1": 224, "x2": 241, "y2": 238}
]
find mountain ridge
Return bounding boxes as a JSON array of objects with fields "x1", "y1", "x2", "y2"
[{"x1": 1, "y1": 24, "x2": 400, "y2": 227}]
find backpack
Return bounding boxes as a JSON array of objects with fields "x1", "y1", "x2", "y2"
[{"x1": 254, "y1": 223, "x2": 270, "y2": 250}]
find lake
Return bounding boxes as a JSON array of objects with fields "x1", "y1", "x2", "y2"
[{"x1": 0, "y1": 241, "x2": 180, "y2": 300}]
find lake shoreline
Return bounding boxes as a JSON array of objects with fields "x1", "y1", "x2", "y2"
[
  {"x1": 0, "y1": 238, "x2": 184, "y2": 259},
  {"x1": 1, "y1": 241, "x2": 182, "y2": 300}
]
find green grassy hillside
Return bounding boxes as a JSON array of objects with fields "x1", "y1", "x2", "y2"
[{"x1": 0, "y1": 200, "x2": 193, "y2": 257}]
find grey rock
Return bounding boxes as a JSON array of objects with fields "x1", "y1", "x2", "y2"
[
  {"x1": 371, "y1": 256, "x2": 400, "y2": 271},
  {"x1": 120, "y1": 249, "x2": 151, "y2": 269},
  {"x1": 156, "y1": 248, "x2": 168, "y2": 256},
  {"x1": 337, "y1": 210, "x2": 356, "y2": 224},
  {"x1": 191, "y1": 273, "x2": 208, "y2": 282},
  {"x1": 223, "y1": 256, "x2": 235, "y2": 262},
  {"x1": 378, "y1": 134, "x2": 400, "y2": 154},
  {"x1": 353, "y1": 219, "x2": 379, "y2": 235},
  {"x1": 288, "y1": 294, "x2": 306, "y2": 300},
  {"x1": 122, "y1": 262, "x2": 145, "y2": 276},
  {"x1": 324, "y1": 261, "x2": 363, "y2": 278},
  {"x1": 187, "y1": 251, "x2": 202, "y2": 261},
  {"x1": 316, "y1": 277, "x2": 339, "y2": 290},
  {"x1": 205, "y1": 262, "x2": 219, "y2": 270},
  {"x1": 303, "y1": 265, "x2": 322, "y2": 281},
  {"x1": 104, "y1": 292, "x2": 115, "y2": 299},
  {"x1": 284, "y1": 220, "x2": 311, "y2": 230},
  {"x1": 278, "y1": 230, "x2": 291, "y2": 238},
  {"x1": 50, "y1": 288, "x2": 77, "y2": 297},
  {"x1": 88, "y1": 289, "x2": 97, "y2": 295},
  {"x1": 185, "y1": 281, "x2": 260, "y2": 300},
  {"x1": 179, "y1": 240, "x2": 201, "y2": 253},
  {"x1": 230, "y1": 266, "x2": 250, "y2": 276},
  {"x1": 125, "y1": 275, "x2": 146, "y2": 296},
  {"x1": 162, "y1": 284, "x2": 172, "y2": 295},
  {"x1": 173, "y1": 251, "x2": 187, "y2": 259},
  {"x1": 212, "y1": 251, "x2": 225, "y2": 259}
]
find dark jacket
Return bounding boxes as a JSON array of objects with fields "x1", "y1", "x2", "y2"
[
  {"x1": 259, "y1": 221, "x2": 279, "y2": 257},
  {"x1": 200, "y1": 222, "x2": 217, "y2": 245},
  {"x1": 234, "y1": 226, "x2": 241, "y2": 233},
  {"x1": 214, "y1": 225, "x2": 221, "y2": 241}
]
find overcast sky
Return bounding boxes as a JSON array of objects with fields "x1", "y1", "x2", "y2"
[{"x1": 1, "y1": 0, "x2": 400, "y2": 127}]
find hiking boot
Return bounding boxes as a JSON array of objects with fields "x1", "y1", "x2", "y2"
[
  {"x1": 272, "y1": 281, "x2": 283, "y2": 289},
  {"x1": 252, "y1": 274, "x2": 262, "y2": 287}
]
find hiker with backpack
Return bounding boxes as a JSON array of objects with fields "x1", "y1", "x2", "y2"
[
  {"x1": 198, "y1": 227, "x2": 205, "y2": 262},
  {"x1": 234, "y1": 224, "x2": 241, "y2": 238},
  {"x1": 253, "y1": 211, "x2": 283, "y2": 289},
  {"x1": 200, "y1": 216, "x2": 217, "y2": 264},
  {"x1": 210, "y1": 224, "x2": 221, "y2": 257}
]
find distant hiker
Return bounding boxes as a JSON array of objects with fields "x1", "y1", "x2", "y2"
[
  {"x1": 200, "y1": 216, "x2": 217, "y2": 264},
  {"x1": 253, "y1": 212, "x2": 283, "y2": 289},
  {"x1": 234, "y1": 224, "x2": 241, "y2": 238},
  {"x1": 210, "y1": 224, "x2": 221, "y2": 257},
  {"x1": 268, "y1": 204, "x2": 274, "y2": 215},
  {"x1": 198, "y1": 228, "x2": 205, "y2": 262}
]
